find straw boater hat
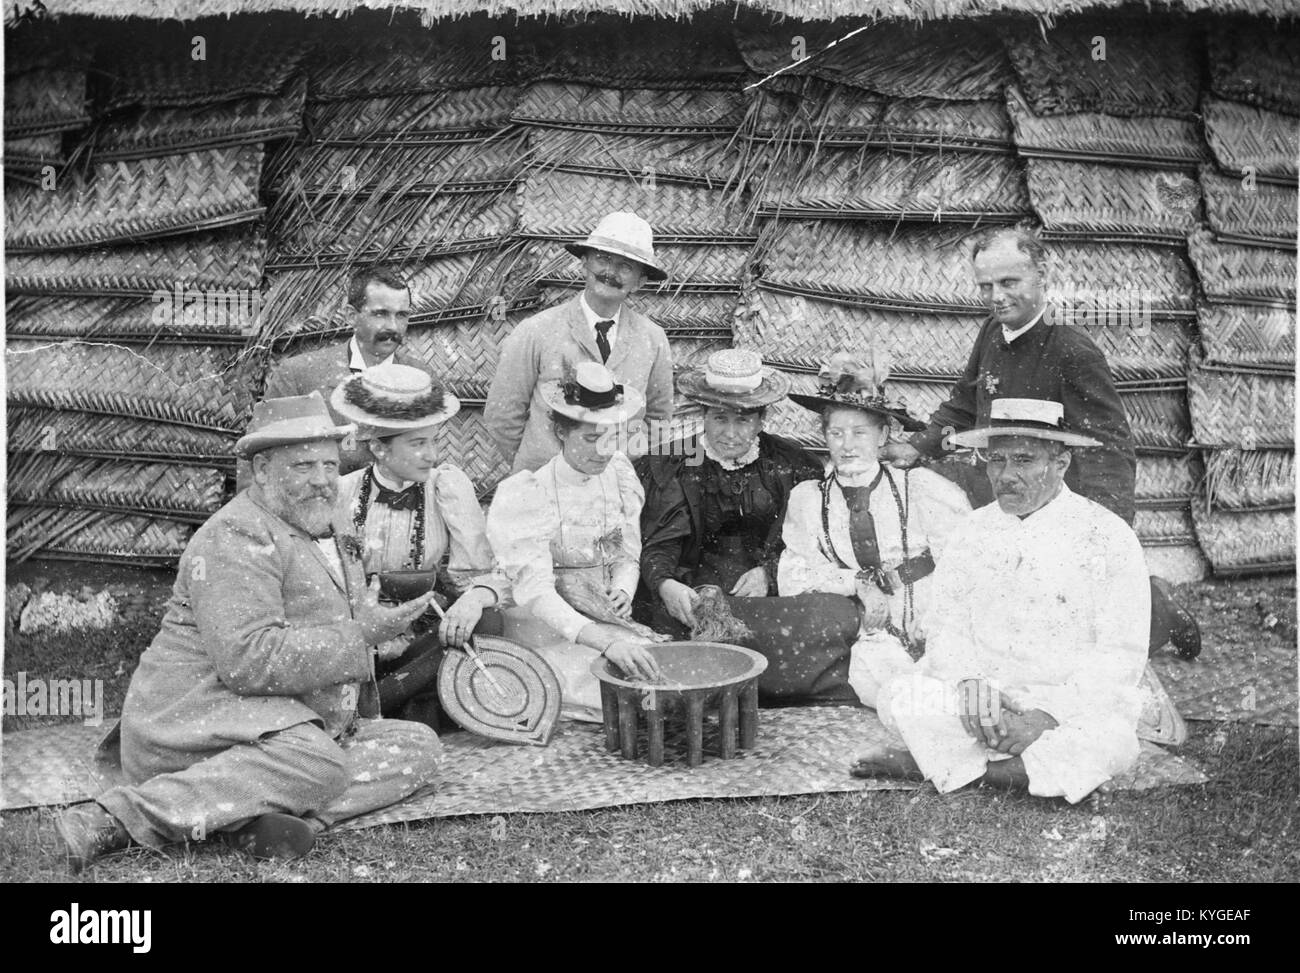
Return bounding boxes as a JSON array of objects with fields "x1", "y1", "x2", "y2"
[
  {"x1": 235, "y1": 392, "x2": 355, "y2": 459},
  {"x1": 564, "y1": 211, "x2": 668, "y2": 282},
  {"x1": 788, "y1": 349, "x2": 925, "y2": 432},
  {"x1": 330, "y1": 363, "x2": 460, "y2": 439},
  {"x1": 948, "y1": 398, "x2": 1101, "y2": 449},
  {"x1": 541, "y1": 361, "x2": 646, "y2": 425},
  {"x1": 676, "y1": 348, "x2": 791, "y2": 412}
]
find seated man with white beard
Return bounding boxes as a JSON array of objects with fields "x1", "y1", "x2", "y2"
[
  {"x1": 54, "y1": 393, "x2": 442, "y2": 873},
  {"x1": 853, "y1": 399, "x2": 1150, "y2": 805}
]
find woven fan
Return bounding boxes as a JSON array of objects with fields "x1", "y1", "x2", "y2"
[
  {"x1": 1201, "y1": 98, "x2": 1299, "y2": 183},
  {"x1": 1199, "y1": 168, "x2": 1298, "y2": 248},
  {"x1": 437, "y1": 635, "x2": 562, "y2": 746},
  {"x1": 1191, "y1": 507, "x2": 1296, "y2": 576},
  {"x1": 1188, "y1": 231, "x2": 1297, "y2": 307},
  {"x1": 1187, "y1": 356, "x2": 1295, "y2": 449},
  {"x1": 514, "y1": 83, "x2": 743, "y2": 132},
  {"x1": 1025, "y1": 159, "x2": 1201, "y2": 242},
  {"x1": 1196, "y1": 302, "x2": 1294, "y2": 372}
]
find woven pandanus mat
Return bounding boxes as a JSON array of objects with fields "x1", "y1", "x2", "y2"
[
  {"x1": 667, "y1": 335, "x2": 733, "y2": 368},
  {"x1": 4, "y1": 68, "x2": 89, "y2": 137},
  {"x1": 1152, "y1": 639, "x2": 1297, "y2": 727},
  {"x1": 269, "y1": 134, "x2": 526, "y2": 195},
  {"x1": 401, "y1": 313, "x2": 520, "y2": 401},
  {"x1": 1003, "y1": 17, "x2": 1200, "y2": 118},
  {"x1": 1197, "y1": 302, "x2": 1295, "y2": 372},
  {"x1": 734, "y1": 18, "x2": 1012, "y2": 101},
  {"x1": 5, "y1": 230, "x2": 265, "y2": 297},
  {"x1": 6, "y1": 454, "x2": 225, "y2": 521},
  {"x1": 1204, "y1": 449, "x2": 1296, "y2": 512},
  {"x1": 100, "y1": 19, "x2": 309, "y2": 110},
  {"x1": 537, "y1": 286, "x2": 738, "y2": 338},
  {"x1": 1201, "y1": 98, "x2": 1299, "y2": 183},
  {"x1": 1208, "y1": 23, "x2": 1300, "y2": 116},
  {"x1": 514, "y1": 83, "x2": 742, "y2": 132},
  {"x1": 429, "y1": 408, "x2": 511, "y2": 498},
  {"x1": 744, "y1": 78, "x2": 1011, "y2": 152},
  {"x1": 302, "y1": 87, "x2": 521, "y2": 141},
  {"x1": 753, "y1": 147, "x2": 1029, "y2": 222},
  {"x1": 5, "y1": 338, "x2": 261, "y2": 432},
  {"x1": 1136, "y1": 452, "x2": 1201, "y2": 503},
  {"x1": 6, "y1": 294, "x2": 256, "y2": 341},
  {"x1": 1135, "y1": 506, "x2": 1196, "y2": 546},
  {"x1": 6, "y1": 507, "x2": 194, "y2": 567},
  {"x1": 6, "y1": 145, "x2": 264, "y2": 252},
  {"x1": 1187, "y1": 232, "x2": 1297, "y2": 307},
  {"x1": 5, "y1": 134, "x2": 63, "y2": 172},
  {"x1": 735, "y1": 290, "x2": 976, "y2": 378},
  {"x1": 1192, "y1": 506, "x2": 1296, "y2": 575},
  {"x1": 525, "y1": 130, "x2": 738, "y2": 186},
  {"x1": 6, "y1": 407, "x2": 235, "y2": 464},
  {"x1": 1005, "y1": 86, "x2": 1207, "y2": 168},
  {"x1": 531, "y1": 240, "x2": 752, "y2": 291},
  {"x1": 1123, "y1": 383, "x2": 1191, "y2": 451},
  {"x1": 1187, "y1": 359, "x2": 1295, "y2": 449},
  {"x1": 1025, "y1": 160, "x2": 1201, "y2": 242},
  {"x1": 519, "y1": 170, "x2": 753, "y2": 241},
  {"x1": 1200, "y1": 168, "x2": 1298, "y2": 248},
  {"x1": 271, "y1": 188, "x2": 517, "y2": 263},
  {"x1": 94, "y1": 80, "x2": 307, "y2": 161}
]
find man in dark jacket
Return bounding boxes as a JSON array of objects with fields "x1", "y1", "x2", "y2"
[{"x1": 883, "y1": 227, "x2": 1200, "y2": 658}]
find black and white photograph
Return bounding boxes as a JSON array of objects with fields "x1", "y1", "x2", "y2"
[{"x1": 1, "y1": 0, "x2": 1296, "y2": 901}]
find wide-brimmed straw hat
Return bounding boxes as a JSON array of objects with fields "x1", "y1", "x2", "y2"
[
  {"x1": 788, "y1": 349, "x2": 924, "y2": 432},
  {"x1": 541, "y1": 361, "x2": 646, "y2": 425},
  {"x1": 948, "y1": 398, "x2": 1101, "y2": 449},
  {"x1": 676, "y1": 349, "x2": 791, "y2": 411},
  {"x1": 564, "y1": 211, "x2": 668, "y2": 282},
  {"x1": 330, "y1": 363, "x2": 460, "y2": 439},
  {"x1": 235, "y1": 391, "x2": 356, "y2": 459}
]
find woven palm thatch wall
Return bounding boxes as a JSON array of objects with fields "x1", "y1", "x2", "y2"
[{"x1": 5, "y1": 6, "x2": 1296, "y2": 577}]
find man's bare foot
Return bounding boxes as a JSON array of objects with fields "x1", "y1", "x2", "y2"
[
  {"x1": 850, "y1": 746, "x2": 923, "y2": 781},
  {"x1": 1087, "y1": 780, "x2": 1115, "y2": 814},
  {"x1": 979, "y1": 756, "x2": 1029, "y2": 790}
]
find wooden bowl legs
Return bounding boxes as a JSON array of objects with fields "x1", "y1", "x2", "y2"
[{"x1": 598, "y1": 679, "x2": 760, "y2": 767}]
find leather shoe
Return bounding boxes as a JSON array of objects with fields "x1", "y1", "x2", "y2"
[
  {"x1": 228, "y1": 813, "x2": 316, "y2": 861},
  {"x1": 54, "y1": 802, "x2": 131, "y2": 874}
]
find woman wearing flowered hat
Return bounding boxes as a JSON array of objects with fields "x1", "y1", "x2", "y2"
[
  {"x1": 332, "y1": 363, "x2": 506, "y2": 727},
  {"x1": 486, "y1": 361, "x2": 663, "y2": 722},
  {"x1": 781, "y1": 350, "x2": 972, "y2": 709}
]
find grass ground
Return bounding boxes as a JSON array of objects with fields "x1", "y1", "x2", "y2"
[{"x1": 3, "y1": 563, "x2": 1297, "y2": 883}]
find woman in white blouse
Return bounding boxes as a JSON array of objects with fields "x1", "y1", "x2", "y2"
[
  {"x1": 780, "y1": 351, "x2": 972, "y2": 709},
  {"x1": 487, "y1": 362, "x2": 662, "y2": 722},
  {"x1": 332, "y1": 363, "x2": 505, "y2": 725}
]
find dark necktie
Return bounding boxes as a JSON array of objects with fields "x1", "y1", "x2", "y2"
[
  {"x1": 374, "y1": 482, "x2": 422, "y2": 511},
  {"x1": 595, "y1": 319, "x2": 614, "y2": 363}
]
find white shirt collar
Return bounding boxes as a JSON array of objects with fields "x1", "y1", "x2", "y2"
[
  {"x1": 371, "y1": 465, "x2": 417, "y2": 493},
  {"x1": 701, "y1": 433, "x2": 760, "y2": 471},
  {"x1": 834, "y1": 460, "x2": 882, "y2": 487},
  {"x1": 349, "y1": 335, "x2": 396, "y2": 371},
  {"x1": 1001, "y1": 305, "x2": 1047, "y2": 344},
  {"x1": 579, "y1": 293, "x2": 622, "y2": 332}
]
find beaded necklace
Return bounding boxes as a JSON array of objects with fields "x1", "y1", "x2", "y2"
[{"x1": 353, "y1": 464, "x2": 426, "y2": 570}]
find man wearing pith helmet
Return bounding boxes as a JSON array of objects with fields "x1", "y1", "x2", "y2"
[{"x1": 485, "y1": 210, "x2": 674, "y2": 473}]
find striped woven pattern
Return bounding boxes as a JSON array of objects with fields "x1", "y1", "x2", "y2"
[
  {"x1": 429, "y1": 409, "x2": 511, "y2": 498},
  {"x1": 1005, "y1": 86, "x2": 1206, "y2": 167},
  {"x1": 514, "y1": 83, "x2": 743, "y2": 131},
  {"x1": 6, "y1": 508, "x2": 194, "y2": 566},
  {"x1": 1208, "y1": 24, "x2": 1300, "y2": 116},
  {"x1": 271, "y1": 134, "x2": 526, "y2": 194},
  {"x1": 5, "y1": 339, "x2": 262, "y2": 431},
  {"x1": 754, "y1": 148, "x2": 1029, "y2": 221},
  {"x1": 1196, "y1": 302, "x2": 1294, "y2": 371},
  {"x1": 1187, "y1": 359, "x2": 1295, "y2": 448},
  {"x1": 1199, "y1": 168, "x2": 1298, "y2": 247},
  {"x1": 1135, "y1": 506, "x2": 1197, "y2": 546},
  {"x1": 95, "y1": 80, "x2": 307, "y2": 160},
  {"x1": 5, "y1": 134, "x2": 63, "y2": 171},
  {"x1": 1121, "y1": 384, "x2": 1192, "y2": 451},
  {"x1": 4, "y1": 68, "x2": 88, "y2": 137},
  {"x1": 6, "y1": 407, "x2": 235, "y2": 462},
  {"x1": 1204, "y1": 449, "x2": 1296, "y2": 511},
  {"x1": 1004, "y1": 18, "x2": 1200, "y2": 117},
  {"x1": 1187, "y1": 231, "x2": 1297, "y2": 306},
  {"x1": 1135, "y1": 452, "x2": 1200, "y2": 503},
  {"x1": 745, "y1": 79, "x2": 1011, "y2": 150},
  {"x1": 1201, "y1": 98, "x2": 1300, "y2": 181},
  {"x1": 519, "y1": 171, "x2": 751, "y2": 240},
  {"x1": 1192, "y1": 507, "x2": 1296, "y2": 575},
  {"x1": 308, "y1": 27, "x2": 518, "y2": 99},
  {"x1": 532, "y1": 241, "x2": 751, "y2": 290},
  {"x1": 1025, "y1": 160, "x2": 1201, "y2": 241},
  {"x1": 399, "y1": 312, "x2": 521, "y2": 400},
  {"x1": 667, "y1": 335, "x2": 732, "y2": 368},
  {"x1": 302, "y1": 88, "x2": 521, "y2": 140},
  {"x1": 735, "y1": 19, "x2": 1012, "y2": 101},
  {"x1": 7, "y1": 454, "x2": 225, "y2": 519},
  {"x1": 539, "y1": 287, "x2": 738, "y2": 337},
  {"x1": 525, "y1": 129, "x2": 738, "y2": 185},
  {"x1": 6, "y1": 145, "x2": 264, "y2": 251},
  {"x1": 762, "y1": 222, "x2": 1198, "y2": 315},
  {"x1": 5, "y1": 294, "x2": 256, "y2": 339},
  {"x1": 5, "y1": 230, "x2": 266, "y2": 296}
]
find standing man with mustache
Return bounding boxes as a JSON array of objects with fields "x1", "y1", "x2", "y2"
[
  {"x1": 262, "y1": 266, "x2": 432, "y2": 477},
  {"x1": 881, "y1": 227, "x2": 1201, "y2": 659},
  {"x1": 485, "y1": 211, "x2": 674, "y2": 473}
]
